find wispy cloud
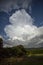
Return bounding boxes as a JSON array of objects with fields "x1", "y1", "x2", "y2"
[{"x1": 0, "y1": 0, "x2": 32, "y2": 12}]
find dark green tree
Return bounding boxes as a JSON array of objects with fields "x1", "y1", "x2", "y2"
[
  {"x1": 0, "y1": 38, "x2": 3, "y2": 48},
  {"x1": 11, "y1": 45, "x2": 26, "y2": 57}
]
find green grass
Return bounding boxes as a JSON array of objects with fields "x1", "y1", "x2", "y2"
[
  {"x1": 0, "y1": 56, "x2": 43, "y2": 65},
  {"x1": 0, "y1": 48, "x2": 43, "y2": 65}
]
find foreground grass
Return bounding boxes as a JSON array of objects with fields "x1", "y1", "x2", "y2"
[
  {"x1": 0, "y1": 56, "x2": 43, "y2": 65},
  {"x1": 0, "y1": 48, "x2": 43, "y2": 65}
]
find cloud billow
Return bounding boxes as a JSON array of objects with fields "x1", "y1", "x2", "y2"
[{"x1": 4, "y1": 9, "x2": 43, "y2": 48}]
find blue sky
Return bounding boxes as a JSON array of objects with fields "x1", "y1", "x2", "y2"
[
  {"x1": 32, "y1": 0, "x2": 43, "y2": 27},
  {"x1": 0, "y1": 0, "x2": 43, "y2": 47}
]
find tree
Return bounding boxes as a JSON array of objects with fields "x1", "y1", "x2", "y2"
[
  {"x1": 11, "y1": 45, "x2": 26, "y2": 57},
  {"x1": 0, "y1": 38, "x2": 3, "y2": 48}
]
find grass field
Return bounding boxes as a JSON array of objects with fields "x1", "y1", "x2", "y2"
[
  {"x1": 0, "y1": 56, "x2": 43, "y2": 65},
  {"x1": 0, "y1": 48, "x2": 43, "y2": 65}
]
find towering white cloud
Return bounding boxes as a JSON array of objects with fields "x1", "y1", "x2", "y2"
[
  {"x1": 5, "y1": 9, "x2": 38, "y2": 40},
  {"x1": 4, "y1": 9, "x2": 43, "y2": 47}
]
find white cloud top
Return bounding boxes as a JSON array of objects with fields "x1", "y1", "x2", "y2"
[{"x1": 4, "y1": 9, "x2": 43, "y2": 47}]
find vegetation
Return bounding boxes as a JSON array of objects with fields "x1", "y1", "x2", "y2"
[
  {"x1": 0, "y1": 38, "x2": 3, "y2": 48},
  {"x1": 0, "y1": 38, "x2": 43, "y2": 65},
  {"x1": 0, "y1": 45, "x2": 26, "y2": 58}
]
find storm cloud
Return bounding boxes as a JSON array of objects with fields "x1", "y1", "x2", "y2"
[
  {"x1": 0, "y1": 0, "x2": 43, "y2": 48},
  {"x1": 4, "y1": 9, "x2": 43, "y2": 48}
]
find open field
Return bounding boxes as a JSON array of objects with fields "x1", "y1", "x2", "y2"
[
  {"x1": 0, "y1": 48, "x2": 43, "y2": 65},
  {"x1": 0, "y1": 56, "x2": 43, "y2": 65}
]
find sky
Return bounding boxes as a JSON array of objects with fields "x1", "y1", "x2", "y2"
[{"x1": 0, "y1": 0, "x2": 43, "y2": 48}]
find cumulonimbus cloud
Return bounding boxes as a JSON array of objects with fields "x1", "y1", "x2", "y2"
[{"x1": 4, "y1": 9, "x2": 43, "y2": 47}]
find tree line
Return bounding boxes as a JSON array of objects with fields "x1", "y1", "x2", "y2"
[{"x1": 0, "y1": 38, "x2": 26, "y2": 58}]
